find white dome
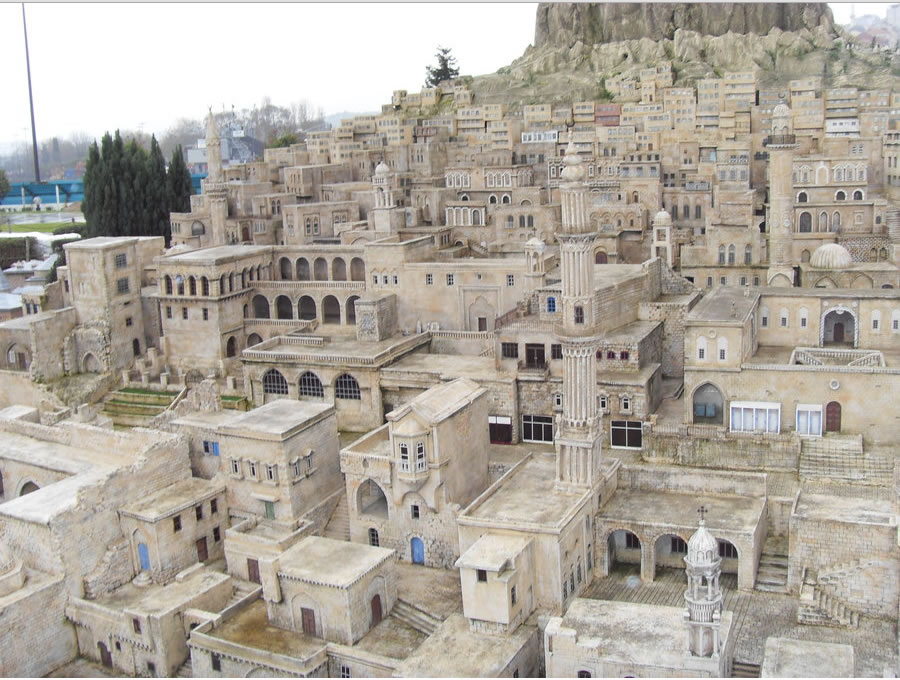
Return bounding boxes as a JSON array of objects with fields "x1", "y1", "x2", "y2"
[
  {"x1": 375, "y1": 160, "x2": 390, "y2": 175},
  {"x1": 525, "y1": 237, "x2": 546, "y2": 252},
  {"x1": 810, "y1": 243, "x2": 852, "y2": 270},
  {"x1": 686, "y1": 521, "x2": 719, "y2": 567},
  {"x1": 560, "y1": 138, "x2": 585, "y2": 183},
  {"x1": 164, "y1": 243, "x2": 195, "y2": 256},
  {"x1": 653, "y1": 210, "x2": 672, "y2": 225}
]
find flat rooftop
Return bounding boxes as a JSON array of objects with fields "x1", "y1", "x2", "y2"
[
  {"x1": 390, "y1": 377, "x2": 484, "y2": 424},
  {"x1": 687, "y1": 287, "x2": 759, "y2": 323},
  {"x1": 555, "y1": 598, "x2": 733, "y2": 670},
  {"x1": 352, "y1": 616, "x2": 426, "y2": 661},
  {"x1": 593, "y1": 263, "x2": 646, "y2": 289},
  {"x1": 219, "y1": 399, "x2": 333, "y2": 439},
  {"x1": 380, "y1": 353, "x2": 513, "y2": 383},
  {"x1": 463, "y1": 452, "x2": 588, "y2": 529},
  {"x1": 395, "y1": 613, "x2": 536, "y2": 678},
  {"x1": 245, "y1": 333, "x2": 429, "y2": 363},
  {"x1": 119, "y1": 477, "x2": 224, "y2": 522},
  {"x1": 761, "y1": 637, "x2": 855, "y2": 678},
  {"x1": 343, "y1": 424, "x2": 391, "y2": 457},
  {"x1": 599, "y1": 490, "x2": 766, "y2": 536},
  {"x1": 161, "y1": 244, "x2": 270, "y2": 263},
  {"x1": 206, "y1": 599, "x2": 325, "y2": 658},
  {"x1": 279, "y1": 536, "x2": 394, "y2": 588},
  {"x1": 794, "y1": 493, "x2": 895, "y2": 526},
  {"x1": 602, "y1": 319, "x2": 661, "y2": 343},
  {"x1": 456, "y1": 534, "x2": 531, "y2": 572},
  {"x1": 92, "y1": 567, "x2": 229, "y2": 615}
]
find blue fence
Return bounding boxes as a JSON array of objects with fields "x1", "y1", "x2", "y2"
[{"x1": 1, "y1": 174, "x2": 208, "y2": 207}]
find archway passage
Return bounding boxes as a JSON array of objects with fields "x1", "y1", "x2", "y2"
[
  {"x1": 279, "y1": 257, "x2": 293, "y2": 280},
  {"x1": 654, "y1": 533, "x2": 688, "y2": 578},
  {"x1": 607, "y1": 530, "x2": 641, "y2": 573},
  {"x1": 595, "y1": 251, "x2": 608, "y2": 264},
  {"x1": 826, "y1": 401, "x2": 841, "y2": 433},
  {"x1": 357, "y1": 479, "x2": 388, "y2": 519},
  {"x1": 296, "y1": 258, "x2": 310, "y2": 281},
  {"x1": 350, "y1": 257, "x2": 365, "y2": 281},
  {"x1": 314, "y1": 257, "x2": 328, "y2": 281},
  {"x1": 276, "y1": 295, "x2": 293, "y2": 320},
  {"x1": 371, "y1": 594, "x2": 383, "y2": 626},
  {"x1": 346, "y1": 295, "x2": 359, "y2": 325},
  {"x1": 252, "y1": 295, "x2": 270, "y2": 319},
  {"x1": 332, "y1": 257, "x2": 347, "y2": 281},
  {"x1": 823, "y1": 309, "x2": 855, "y2": 346},
  {"x1": 298, "y1": 296, "x2": 317, "y2": 321},
  {"x1": 692, "y1": 383, "x2": 724, "y2": 425},
  {"x1": 20, "y1": 481, "x2": 39, "y2": 496},
  {"x1": 322, "y1": 295, "x2": 341, "y2": 324},
  {"x1": 226, "y1": 336, "x2": 237, "y2": 358},
  {"x1": 82, "y1": 352, "x2": 101, "y2": 373},
  {"x1": 247, "y1": 333, "x2": 263, "y2": 347}
]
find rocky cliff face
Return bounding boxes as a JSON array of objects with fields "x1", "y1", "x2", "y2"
[{"x1": 534, "y1": 2, "x2": 835, "y2": 49}]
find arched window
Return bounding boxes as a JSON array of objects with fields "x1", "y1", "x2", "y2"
[
  {"x1": 527, "y1": 215, "x2": 534, "y2": 228},
  {"x1": 335, "y1": 374, "x2": 361, "y2": 399},
  {"x1": 176, "y1": 275, "x2": 184, "y2": 295},
  {"x1": 607, "y1": 351, "x2": 616, "y2": 360},
  {"x1": 744, "y1": 245, "x2": 752, "y2": 264},
  {"x1": 188, "y1": 276, "x2": 196, "y2": 296},
  {"x1": 489, "y1": 194, "x2": 497, "y2": 204},
  {"x1": 501, "y1": 195, "x2": 511, "y2": 204},
  {"x1": 201, "y1": 277, "x2": 209, "y2": 296},
  {"x1": 620, "y1": 351, "x2": 629, "y2": 360},
  {"x1": 799, "y1": 212, "x2": 812, "y2": 232},
  {"x1": 853, "y1": 190, "x2": 863, "y2": 200},
  {"x1": 546, "y1": 297, "x2": 556, "y2": 313},
  {"x1": 718, "y1": 245, "x2": 725, "y2": 265},
  {"x1": 835, "y1": 190, "x2": 846, "y2": 201},
  {"x1": 164, "y1": 275, "x2": 172, "y2": 295},
  {"x1": 299, "y1": 371, "x2": 324, "y2": 398},
  {"x1": 818, "y1": 211, "x2": 828, "y2": 231},
  {"x1": 727, "y1": 244, "x2": 735, "y2": 265},
  {"x1": 833, "y1": 212, "x2": 841, "y2": 230},
  {"x1": 717, "y1": 336, "x2": 728, "y2": 361},
  {"x1": 262, "y1": 370, "x2": 288, "y2": 395},
  {"x1": 797, "y1": 191, "x2": 808, "y2": 203},
  {"x1": 696, "y1": 336, "x2": 707, "y2": 360},
  {"x1": 519, "y1": 215, "x2": 526, "y2": 228}
]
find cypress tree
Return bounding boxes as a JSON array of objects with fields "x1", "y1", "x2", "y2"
[
  {"x1": 148, "y1": 136, "x2": 170, "y2": 244},
  {"x1": 82, "y1": 141, "x2": 101, "y2": 237},
  {"x1": 167, "y1": 145, "x2": 193, "y2": 214}
]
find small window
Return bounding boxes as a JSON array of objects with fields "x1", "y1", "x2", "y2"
[
  {"x1": 266, "y1": 464, "x2": 276, "y2": 481},
  {"x1": 507, "y1": 274, "x2": 515, "y2": 287},
  {"x1": 173, "y1": 515, "x2": 181, "y2": 532},
  {"x1": 340, "y1": 666, "x2": 351, "y2": 679},
  {"x1": 625, "y1": 532, "x2": 640, "y2": 549},
  {"x1": 551, "y1": 344, "x2": 562, "y2": 360},
  {"x1": 698, "y1": 348, "x2": 705, "y2": 359},
  {"x1": 547, "y1": 296, "x2": 556, "y2": 313},
  {"x1": 213, "y1": 526, "x2": 221, "y2": 542},
  {"x1": 501, "y1": 342, "x2": 519, "y2": 359},
  {"x1": 292, "y1": 459, "x2": 301, "y2": 477},
  {"x1": 718, "y1": 541, "x2": 738, "y2": 559},
  {"x1": 125, "y1": 317, "x2": 133, "y2": 327},
  {"x1": 599, "y1": 396, "x2": 608, "y2": 410},
  {"x1": 166, "y1": 306, "x2": 172, "y2": 319},
  {"x1": 116, "y1": 277, "x2": 130, "y2": 294},
  {"x1": 182, "y1": 307, "x2": 188, "y2": 320},
  {"x1": 392, "y1": 275, "x2": 399, "y2": 285},
  {"x1": 202, "y1": 308, "x2": 209, "y2": 321},
  {"x1": 115, "y1": 253, "x2": 127, "y2": 268},
  {"x1": 195, "y1": 505, "x2": 203, "y2": 521},
  {"x1": 511, "y1": 585, "x2": 517, "y2": 605},
  {"x1": 446, "y1": 273, "x2": 455, "y2": 286},
  {"x1": 211, "y1": 653, "x2": 221, "y2": 672},
  {"x1": 146, "y1": 662, "x2": 155, "y2": 676},
  {"x1": 719, "y1": 348, "x2": 726, "y2": 361},
  {"x1": 671, "y1": 536, "x2": 687, "y2": 553},
  {"x1": 211, "y1": 498, "x2": 218, "y2": 514},
  {"x1": 621, "y1": 396, "x2": 631, "y2": 411},
  {"x1": 425, "y1": 273, "x2": 433, "y2": 285},
  {"x1": 369, "y1": 528, "x2": 380, "y2": 547},
  {"x1": 411, "y1": 504, "x2": 420, "y2": 519},
  {"x1": 203, "y1": 440, "x2": 220, "y2": 456},
  {"x1": 477, "y1": 569, "x2": 487, "y2": 582},
  {"x1": 132, "y1": 617, "x2": 141, "y2": 634},
  {"x1": 248, "y1": 461, "x2": 258, "y2": 478},
  {"x1": 554, "y1": 393, "x2": 562, "y2": 408},
  {"x1": 574, "y1": 306, "x2": 584, "y2": 324}
]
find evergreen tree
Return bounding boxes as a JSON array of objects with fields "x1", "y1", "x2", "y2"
[
  {"x1": 147, "y1": 135, "x2": 170, "y2": 243},
  {"x1": 167, "y1": 145, "x2": 193, "y2": 214},
  {"x1": 0, "y1": 169, "x2": 9, "y2": 202},
  {"x1": 424, "y1": 46, "x2": 459, "y2": 88}
]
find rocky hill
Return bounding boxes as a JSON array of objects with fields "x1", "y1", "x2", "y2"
[{"x1": 463, "y1": 2, "x2": 900, "y2": 111}]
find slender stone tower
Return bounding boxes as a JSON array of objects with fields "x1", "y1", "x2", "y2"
[
  {"x1": 203, "y1": 111, "x2": 230, "y2": 244},
  {"x1": 554, "y1": 138, "x2": 603, "y2": 490},
  {"x1": 765, "y1": 102, "x2": 797, "y2": 286},
  {"x1": 205, "y1": 110, "x2": 223, "y2": 183},
  {"x1": 683, "y1": 511, "x2": 724, "y2": 658}
]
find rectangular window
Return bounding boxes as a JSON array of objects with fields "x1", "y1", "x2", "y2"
[
  {"x1": 411, "y1": 504, "x2": 420, "y2": 519},
  {"x1": 719, "y1": 276, "x2": 726, "y2": 285},
  {"x1": 719, "y1": 348, "x2": 726, "y2": 361},
  {"x1": 796, "y1": 404, "x2": 823, "y2": 437},
  {"x1": 446, "y1": 273, "x2": 454, "y2": 286},
  {"x1": 292, "y1": 459, "x2": 301, "y2": 477},
  {"x1": 213, "y1": 526, "x2": 221, "y2": 542},
  {"x1": 203, "y1": 440, "x2": 219, "y2": 456},
  {"x1": 195, "y1": 504, "x2": 203, "y2": 521},
  {"x1": 211, "y1": 653, "x2": 221, "y2": 672},
  {"x1": 511, "y1": 585, "x2": 517, "y2": 605},
  {"x1": 425, "y1": 273, "x2": 433, "y2": 285},
  {"x1": 211, "y1": 498, "x2": 218, "y2": 514},
  {"x1": 698, "y1": 347, "x2": 705, "y2": 359},
  {"x1": 116, "y1": 277, "x2": 130, "y2": 294},
  {"x1": 340, "y1": 666, "x2": 351, "y2": 679},
  {"x1": 599, "y1": 395, "x2": 608, "y2": 410},
  {"x1": 399, "y1": 443, "x2": 409, "y2": 471},
  {"x1": 610, "y1": 420, "x2": 643, "y2": 449},
  {"x1": 248, "y1": 461, "x2": 258, "y2": 478},
  {"x1": 501, "y1": 342, "x2": 519, "y2": 359},
  {"x1": 780, "y1": 316, "x2": 787, "y2": 327},
  {"x1": 873, "y1": 318, "x2": 879, "y2": 330},
  {"x1": 230, "y1": 459, "x2": 240, "y2": 475},
  {"x1": 671, "y1": 536, "x2": 688, "y2": 553},
  {"x1": 115, "y1": 253, "x2": 127, "y2": 268},
  {"x1": 761, "y1": 315, "x2": 768, "y2": 327},
  {"x1": 132, "y1": 617, "x2": 141, "y2": 634},
  {"x1": 574, "y1": 306, "x2": 584, "y2": 324},
  {"x1": 551, "y1": 344, "x2": 562, "y2": 360},
  {"x1": 166, "y1": 306, "x2": 172, "y2": 319},
  {"x1": 266, "y1": 464, "x2": 276, "y2": 481},
  {"x1": 801, "y1": 317, "x2": 807, "y2": 328},
  {"x1": 730, "y1": 401, "x2": 781, "y2": 434},
  {"x1": 173, "y1": 515, "x2": 181, "y2": 532},
  {"x1": 202, "y1": 308, "x2": 209, "y2": 321},
  {"x1": 415, "y1": 441, "x2": 426, "y2": 472},
  {"x1": 372, "y1": 274, "x2": 378, "y2": 285},
  {"x1": 125, "y1": 316, "x2": 133, "y2": 327},
  {"x1": 522, "y1": 414, "x2": 554, "y2": 443},
  {"x1": 706, "y1": 276, "x2": 713, "y2": 288},
  {"x1": 182, "y1": 307, "x2": 188, "y2": 320},
  {"x1": 392, "y1": 275, "x2": 399, "y2": 285},
  {"x1": 477, "y1": 569, "x2": 487, "y2": 582},
  {"x1": 506, "y1": 274, "x2": 515, "y2": 287}
]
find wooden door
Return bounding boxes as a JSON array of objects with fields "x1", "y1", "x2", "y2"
[
  {"x1": 247, "y1": 558, "x2": 260, "y2": 584},
  {"x1": 826, "y1": 401, "x2": 841, "y2": 433},
  {"x1": 301, "y1": 607, "x2": 316, "y2": 636},
  {"x1": 478, "y1": 316, "x2": 487, "y2": 332},
  {"x1": 371, "y1": 594, "x2": 383, "y2": 626},
  {"x1": 833, "y1": 322, "x2": 844, "y2": 343},
  {"x1": 98, "y1": 642, "x2": 112, "y2": 668},
  {"x1": 196, "y1": 537, "x2": 208, "y2": 562}
]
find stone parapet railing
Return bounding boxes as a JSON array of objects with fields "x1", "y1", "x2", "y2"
[{"x1": 254, "y1": 280, "x2": 366, "y2": 290}]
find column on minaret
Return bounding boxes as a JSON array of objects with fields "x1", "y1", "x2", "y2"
[
  {"x1": 765, "y1": 102, "x2": 798, "y2": 284},
  {"x1": 206, "y1": 111, "x2": 223, "y2": 184}
]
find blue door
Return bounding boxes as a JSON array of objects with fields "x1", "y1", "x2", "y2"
[
  {"x1": 411, "y1": 537, "x2": 425, "y2": 565},
  {"x1": 138, "y1": 542, "x2": 150, "y2": 571}
]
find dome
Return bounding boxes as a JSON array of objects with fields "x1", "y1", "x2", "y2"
[
  {"x1": 560, "y1": 138, "x2": 585, "y2": 183},
  {"x1": 375, "y1": 160, "x2": 390, "y2": 176},
  {"x1": 164, "y1": 243, "x2": 195, "y2": 256},
  {"x1": 525, "y1": 237, "x2": 546, "y2": 252},
  {"x1": 653, "y1": 209, "x2": 672, "y2": 225},
  {"x1": 686, "y1": 521, "x2": 719, "y2": 567},
  {"x1": 772, "y1": 102, "x2": 791, "y2": 119},
  {"x1": 810, "y1": 243, "x2": 852, "y2": 270}
]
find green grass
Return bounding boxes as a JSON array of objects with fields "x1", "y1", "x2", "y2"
[
  {"x1": 119, "y1": 386, "x2": 180, "y2": 397},
  {"x1": 1, "y1": 221, "x2": 84, "y2": 234}
]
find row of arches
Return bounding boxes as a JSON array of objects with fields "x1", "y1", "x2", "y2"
[
  {"x1": 261, "y1": 369, "x2": 361, "y2": 400},
  {"x1": 718, "y1": 244, "x2": 753, "y2": 265},
  {"x1": 798, "y1": 210, "x2": 841, "y2": 233},
  {"x1": 797, "y1": 189, "x2": 864, "y2": 203},
  {"x1": 251, "y1": 294, "x2": 359, "y2": 325},
  {"x1": 163, "y1": 265, "x2": 270, "y2": 297},
  {"x1": 606, "y1": 528, "x2": 739, "y2": 579},
  {"x1": 278, "y1": 256, "x2": 365, "y2": 282},
  {"x1": 793, "y1": 163, "x2": 866, "y2": 185}
]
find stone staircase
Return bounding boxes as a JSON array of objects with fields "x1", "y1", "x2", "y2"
[
  {"x1": 100, "y1": 387, "x2": 180, "y2": 427},
  {"x1": 755, "y1": 537, "x2": 789, "y2": 594},
  {"x1": 799, "y1": 434, "x2": 865, "y2": 481},
  {"x1": 797, "y1": 566, "x2": 861, "y2": 628},
  {"x1": 322, "y1": 494, "x2": 350, "y2": 542},
  {"x1": 224, "y1": 580, "x2": 261, "y2": 609},
  {"x1": 391, "y1": 599, "x2": 441, "y2": 635},
  {"x1": 732, "y1": 661, "x2": 761, "y2": 678},
  {"x1": 175, "y1": 657, "x2": 193, "y2": 678}
]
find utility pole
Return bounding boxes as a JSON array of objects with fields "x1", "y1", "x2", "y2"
[{"x1": 22, "y1": 3, "x2": 40, "y2": 182}]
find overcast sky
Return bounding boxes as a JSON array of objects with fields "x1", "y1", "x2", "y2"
[{"x1": 0, "y1": 2, "x2": 888, "y2": 149}]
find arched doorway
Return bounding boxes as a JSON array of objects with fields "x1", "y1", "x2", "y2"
[
  {"x1": 332, "y1": 258, "x2": 347, "y2": 281},
  {"x1": 226, "y1": 336, "x2": 237, "y2": 358},
  {"x1": 313, "y1": 257, "x2": 328, "y2": 281},
  {"x1": 296, "y1": 258, "x2": 310, "y2": 281},
  {"x1": 137, "y1": 542, "x2": 151, "y2": 572},
  {"x1": 357, "y1": 479, "x2": 388, "y2": 518},
  {"x1": 370, "y1": 594, "x2": 383, "y2": 626},
  {"x1": 346, "y1": 296, "x2": 359, "y2": 325},
  {"x1": 822, "y1": 309, "x2": 855, "y2": 346},
  {"x1": 247, "y1": 333, "x2": 263, "y2": 347},
  {"x1": 350, "y1": 257, "x2": 365, "y2": 281},
  {"x1": 132, "y1": 339, "x2": 141, "y2": 357},
  {"x1": 20, "y1": 481, "x2": 39, "y2": 496},
  {"x1": 97, "y1": 642, "x2": 112, "y2": 668},
  {"x1": 252, "y1": 295, "x2": 270, "y2": 319},
  {"x1": 298, "y1": 296, "x2": 317, "y2": 321},
  {"x1": 654, "y1": 534, "x2": 688, "y2": 577},
  {"x1": 692, "y1": 383, "x2": 724, "y2": 425},
  {"x1": 279, "y1": 257, "x2": 292, "y2": 280},
  {"x1": 825, "y1": 401, "x2": 841, "y2": 433},
  {"x1": 595, "y1": 251, "x2": 608, "y2": 264},
  {"x1": 607, "y1": 530, "x2": 641, "y2": 573},
  {"x1": 411, "y1": 537, "x2": 425, "y2": 565},
  {"x1": 275, "y1": 295, "x2": 293, "y2": 319},
  {"x1": 322, "y1": 295, "x2": 341, "y2": 324},
  {"x1": 82, "y1": 352, "x2": 101, "y2": 373}
]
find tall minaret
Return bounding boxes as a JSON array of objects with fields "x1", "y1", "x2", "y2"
[
  {"x1": 202, "y1": 111, "x2": 230, "y2": 244},
  {"x1": 765, "y1": 102, "x2": 797, "y2": 286},
  {"x1": 554, "y1": 137, "x2": 603, "y2": 490},
  {"x1": 683, "y1": 509, "x2": 724, "y2": 658},
  {"x1": 206, "y1": 110, "x2": 223, "y2": 183}
]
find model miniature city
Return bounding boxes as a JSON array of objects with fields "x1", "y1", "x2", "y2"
[{"x1": 0, "y1": 7, "x2": 899, "y2": 678}]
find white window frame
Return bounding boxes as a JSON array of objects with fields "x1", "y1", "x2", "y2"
[
  {"x1": 399, "y1": 443, "x2": 410, "y2": 472},
  {"x1": 796, "y1": 404, "x2": 823, "y2": 437},
  {"x1": 729, "y1": 401, "x2": 781, "y2": 434},
  {"x1": 415, "y1": 442, "x2": 426, "y2": 472}
]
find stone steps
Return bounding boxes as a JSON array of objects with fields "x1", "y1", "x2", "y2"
[
  {"x1": 732, "y1": 661, "x2": 761, "y2": 678},
  {"x1": 755, "y1": 540, "x2": 789, "y2": 594},
  {"x1": 799, "y1": 434, "x2": 866, "y2": 481},
  {"x1": 101, "y1": 388, "x2": 179, "y2": 427},
  {"x1": 175, "y1": 658, "x2": 193, "y2": 678},
  {"x1": 322, "y1": 494, "x2": 350, "y2": 542},
  {"x1": 391, "y1": 599, "x2": 440, "y2": 636}
]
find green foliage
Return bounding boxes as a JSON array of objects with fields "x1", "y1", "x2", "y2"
[
  {"x1": 83, "y1": 131, "x2": 194, "y2": 246},
  {"x1": 425, "y1": 46, "x2": 460, "y2": 88},
  {"x1": 597, "y1": 77, "x2": 614, "y2": 102},
  {"x1": 0, "y1": 169, "x2": 9, "y2": 200},
  {"x1": 266, "y1": 132, "x2": 299, "y2": 149},
  {"x1": 46, "y1": 236, "x2": 80, "y2": 283},
  {"x1": 0, "y1": 237, "x2": 35, "y2": 269},
  {"x1": 52, "y1": 223, "x2": 84, "y2": 236}
]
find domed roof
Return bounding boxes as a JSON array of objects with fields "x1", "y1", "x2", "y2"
[
  {"x1": 810, "y1": 243, "x2": 852, "y2": 270},
  {"x1": 560, "y1": 138, "x2": 585, "y2": 183},
  {"x1": 164, "y1": 243, "x2": 195, "y2": 256},
  {"x1": 525, "y1": 237, "x2": 546, "y2": 252},
  {"x1": 687, "y1": 520, "x2": 719, "y2": 567},
  {"x1": 772, "y1": 102, "x2": 791, "y2": 118},
  {"x1": 653, "y1": 209, "x2": 672, "y2": 225},
  {"x1": 375, "y1": 160, "x2": 390, "y2": 175}
]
